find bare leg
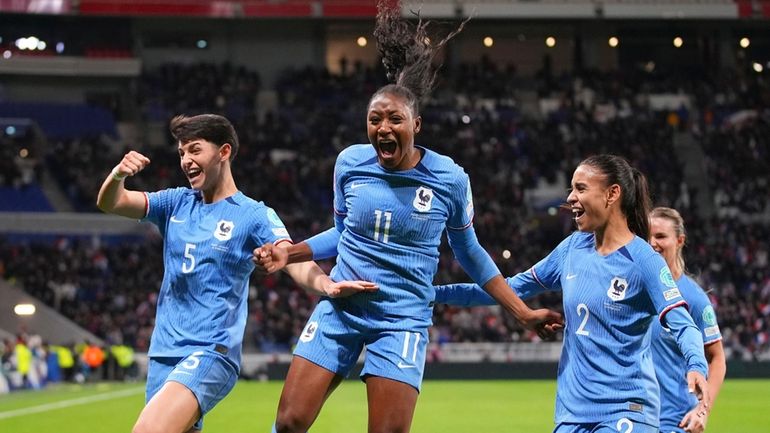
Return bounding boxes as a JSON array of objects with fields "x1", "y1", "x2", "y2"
[
  {"x1": 274, "y1": 356, "x2": 344, "y2": 433},
  {"x1": 132, "y1": 381, "x2": 201, "y2": 433},
  {"x1": 365, "y1": 376, "x2": 419, "y2": 433}
]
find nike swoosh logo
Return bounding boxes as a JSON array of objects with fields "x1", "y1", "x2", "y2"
[
  {"x1": 397, "y1": 361, "x2": 416, "y2": 369},
  {"x1": 170, "y1": 216, "x2": 186, "y2": 223},
  {"x1": 350, "y1": 182, "x2": 367, "y2": 189},
  {"x1": 170, "y1": 369, "x2": 192, "y2": 376},
  {"x1": 566, "y1": 274, "x2": 577, "y2": 280}
]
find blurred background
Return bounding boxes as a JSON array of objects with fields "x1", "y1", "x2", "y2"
[{"x1": 0, "y1": 0, "x2": 768, "y2": 393}]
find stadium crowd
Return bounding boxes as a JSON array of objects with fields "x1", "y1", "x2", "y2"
[{"x1": 1, "y1": 58, "x2": 768, "y2": 367}]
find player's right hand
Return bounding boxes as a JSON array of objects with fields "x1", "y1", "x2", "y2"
[
  {"x1": 114, "y1": 150, "x2": 151, "y2": 178},
  {"x1": 524, "y1": 308, "x2": 564, "y2": 340},
  {"x1": 252, "y1": 242, "x2": 289, "y2": 275}
]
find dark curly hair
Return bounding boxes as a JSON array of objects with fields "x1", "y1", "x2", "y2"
[{"x1": 371, "y1": 0, "x2": 468, "y2": 115}]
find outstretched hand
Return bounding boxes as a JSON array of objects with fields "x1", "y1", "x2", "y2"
[
  {"x1": 322, "y1": 280, "x2": 379, "y2": 298},
  {"x1": 524, "y1": 308, "x2": 565, "y2": 340},
  {"x1": 252, "y1": 242, "x2": 288, "y2": 275}
]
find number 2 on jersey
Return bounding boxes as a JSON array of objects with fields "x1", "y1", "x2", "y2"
[
  {"x1": 576, "y1": 303, "x2": 590, "y2": 336},
  {"x1": 373, "y1": 210, "x2": 392, "y2": 243}
]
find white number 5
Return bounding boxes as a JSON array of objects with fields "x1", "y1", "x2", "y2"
[
  {"x1": 181, "y1": 351, "x2": 204, "y2": 370},
  {"x1": 182, "y1": 243, "x2": 196, "y2": 273}
]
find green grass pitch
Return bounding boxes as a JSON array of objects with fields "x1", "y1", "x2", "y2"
[{"x1": 1, "y1": 379, "x2": 766, "y2": 432}]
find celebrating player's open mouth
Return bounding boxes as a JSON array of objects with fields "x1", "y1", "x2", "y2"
[{"x1": 377, "y1": 138, "x2": 398, "y2": 160}]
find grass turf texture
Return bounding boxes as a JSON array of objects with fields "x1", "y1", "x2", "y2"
[{"x1": 1, "y1": 379, "x2": 765, "y2": 432}]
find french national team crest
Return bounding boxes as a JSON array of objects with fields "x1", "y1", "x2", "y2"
[
  {"x1": 607, "y1": 277, "x2": 628, "y2": 301},
  {"x1": 413, "y1": 186, "x2": 434, "y2": 212},
  {"x1": 214, "y1": 220, "x2": 234, "y2": 241}
]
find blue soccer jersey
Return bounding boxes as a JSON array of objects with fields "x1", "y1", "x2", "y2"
[
  {"x1": 143, "y1": 188, "x2": 291, "y2": 368},
  {"x1": 651, "y1": 275, "x2": 722, "y2": 431},
  {"x1": 513, "y1": 232, "x2": 688, "y2": 425},
  {"x1": 328, "y1": 144, "x2": 477, "y2": 330}
]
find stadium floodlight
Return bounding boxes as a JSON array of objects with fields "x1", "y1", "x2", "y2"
[
  {"x1": 14, "y1": 303, "x2": 36, "y2": 316},
  {"x1": 740, "y1": 37, "x2": 750, "y2": 48}
]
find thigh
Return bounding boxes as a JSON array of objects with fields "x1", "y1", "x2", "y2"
[
  {"x1": 365, "y1": 376, "x2": 419, "y2": 433},
  {"x1": 276, "y1": 356, "x2": 345, "y2": 424},
  {"x1": 293, "y1": 300, "x2": 364, "y2": 376},
  {"x1": 143, "y1": 351, "x2": 238, "y2": 431},
  {"x1": 360, "y1": 328, "x2": 428, "y2": 391},
  {"x1": 135, "y1": 381, "x2": 200, "y2": 433}
]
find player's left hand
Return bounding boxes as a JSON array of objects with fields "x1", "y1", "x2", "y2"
[
  {"x1": 679, "y1": 402, "x2": 709, "y2": 433},
  {"x1": 686, "y1": 370, "x2": 710, "y2": 410},
  {"x1": 323, "y1": 280, "x2": 379, "y2": 298},
  {"x1": 525, "y1": 308, "x2": 564, "y2": 339}
]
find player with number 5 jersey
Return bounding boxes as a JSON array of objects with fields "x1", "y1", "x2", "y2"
[
  {"x1": 96, "y1": 114, "x2": 375, "y2": 433},
  {"x1": 434, "y1": 155, "x2": 710, "y2": 433}
]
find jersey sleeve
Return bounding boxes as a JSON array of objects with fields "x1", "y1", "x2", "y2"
[
  {"x1": 687, "y1": 281, "x2": 723, "y2": 345},
  {"x1": 250, "y1": 205, "x2": 292, "y2": 246},
  {"x1": 332, "y1": 150, "x2": 348, "y2": 219},
  {"x1": 638, "y1": 252, "x2": 686, "y2": 319},
  {"x1": 446, "y1": 171, "x2": 474, "y2": 231},
  {"x1": 516, "y1": 234, "x2": 571, "y2": 294},
  {"x1": 144, "y1": 188, "x2": 182, "y2": 225}
]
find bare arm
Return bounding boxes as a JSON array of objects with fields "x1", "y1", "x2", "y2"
[
  {"x1": 96, "y1": 151, "x2": 151, "y2": 219},
  {"x1": 679, "y1": 340, "x2": 726, "y2": 433},
  {"x1": 277, "y1": 243, "x2": 377, "y2": 297}
]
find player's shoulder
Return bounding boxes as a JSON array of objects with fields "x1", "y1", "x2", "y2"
[
  {"x1": 419, "y1": 147, "x2": 468, "y2": 186},
  {"x1": 678, "y1": 275, "x2": 710, "y2": 305},
  {"x1": 338, "y1": 144, "x2": 376, "y2": 165},
  {"x1": 624, "y1": 235, "x2": 659, "y2": 261}
]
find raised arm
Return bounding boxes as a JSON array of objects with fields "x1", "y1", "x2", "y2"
[{"x1": 96, "y1": 151, "x2": 151, "y2": 219}]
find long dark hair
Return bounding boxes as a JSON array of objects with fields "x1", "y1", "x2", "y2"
[
  {"x1": 580, "y1": 154, "x2": 652, "y2": 239},
  {"x1": 371, "y1": 0, "x2": 467, "y2": 115}
]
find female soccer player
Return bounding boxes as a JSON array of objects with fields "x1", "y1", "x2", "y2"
[
  {"x1": 434, "y1": 155, "x2": 710, "y2": 433},
  {"x1": 252, "y1": 4, "x2": 562, "y2": 433},
  {"x1": 649, "y1": 207, "x2": 725, "y2": 433},
  {"x1": 96, "y1": 114, "x2": 375, "y2": 433}
]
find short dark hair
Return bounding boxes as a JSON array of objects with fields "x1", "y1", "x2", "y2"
[{"x1": 169, "y1": 114, "x2": 239, "y2": 161}]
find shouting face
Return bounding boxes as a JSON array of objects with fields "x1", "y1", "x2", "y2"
[{"x1": 367, "y1": 92, "x2": 422, "y2": 171}]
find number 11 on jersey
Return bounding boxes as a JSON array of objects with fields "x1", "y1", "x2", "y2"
[{"x1": 374, "y1": 210, "x2": 392, "y2": 243}]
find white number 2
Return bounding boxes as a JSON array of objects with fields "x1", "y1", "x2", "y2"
[
  {"x1": 616, "y1": 418, "x2": 634, "y2": 433},
  {"x1": 182, "y1": 243, "x2": 196, "y2": 273},
  {"x1": 373, "y1": 210, "x2": 392, "y2": 243},
  {"x1": 181, "y1": 351, "x2": 205, "y2": 370},
  {"x1": 576, "y1": 303, "x2": 590, "y2": 336}
]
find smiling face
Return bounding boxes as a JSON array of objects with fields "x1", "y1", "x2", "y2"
[
  {"x1": 566, "y1": 164, "x2": 618, "y2": 233},
  {"x1": 367, "y1": 92, "x2": 422, "y2": 170},
  {"x1": 649, "y1": 216, "x2": 685, "y2": 271},
  {"x1": 178, "y1": 138, "x2": 230, "y2": 192}
]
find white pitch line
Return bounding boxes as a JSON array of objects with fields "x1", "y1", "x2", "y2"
[{"x1": 0, "y1": 386, "x2": 144, "y2": 420}]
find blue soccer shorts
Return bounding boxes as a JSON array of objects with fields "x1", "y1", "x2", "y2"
[
  {"x1": 146, "y1": 349, "x2": 238, "y2": 430},
  {"x1": 554, "y1": 419, "x2": 658, "y2": 433},
  {"x1": 293, "y1": 299, "x2": 429, "y2": 391}
]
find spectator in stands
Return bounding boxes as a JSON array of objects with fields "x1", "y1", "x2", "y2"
[
  {"x1": 253, "y1": 5, "x2": 561, "y2": 433},
  {"x1": 434, "y1": 155, "x2": 709, "y2": 433},
  {"x1": 96, "y1": 113, "x2": 374, "y2": 433}
]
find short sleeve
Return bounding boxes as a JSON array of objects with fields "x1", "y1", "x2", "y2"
[
  {"x1": 688, "y1": 283, "x2": 723, "y2": 344},
  {"x1": 144, "y1": 188, "x2": 183, "y2": 225},
  {"x1": 333, "y1": 152, "x2": 348, "y2": 218},
  {"x1": 250, "y1": 205, "x2": 292, "y2": 246},
  {"x1": 638, "y1": 252, "x2": 686, "y2": 319}
]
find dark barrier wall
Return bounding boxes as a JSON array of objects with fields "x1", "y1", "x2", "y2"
[{"x1": 265, "y1": 361, "x2": 770, "y2": 381}]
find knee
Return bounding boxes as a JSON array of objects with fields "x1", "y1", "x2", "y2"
[{"x1": 274, "y1": 407, "x2": 312, "y2": 433}]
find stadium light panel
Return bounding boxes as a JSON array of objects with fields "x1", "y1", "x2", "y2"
[{"x1": 14, "y1": 303, "x2": 36, "y2": 316}]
